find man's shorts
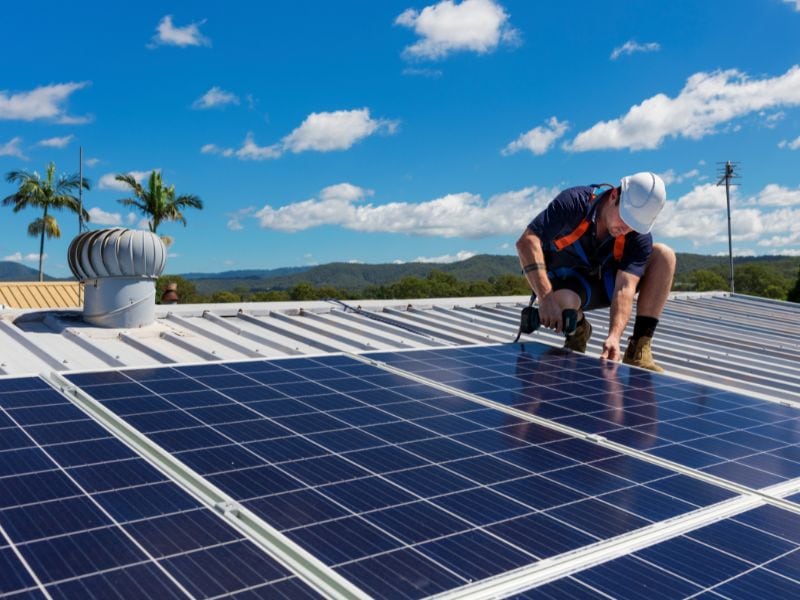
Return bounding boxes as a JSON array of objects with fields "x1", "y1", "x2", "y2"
[{"x1": 549, "y1": 267, "x2": 614, "y2": 311}]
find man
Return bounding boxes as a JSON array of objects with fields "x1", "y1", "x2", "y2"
[{"x1": 515, "y1": 172, "x2": 675, "y2": 372}]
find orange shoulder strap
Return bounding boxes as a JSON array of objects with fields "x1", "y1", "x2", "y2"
[
  {"x1": 553, "y1": 219, "x2": 590, "y2": 251},
  {"x1": 613, "y1": 235, "x2": 625, "y2": 261}
]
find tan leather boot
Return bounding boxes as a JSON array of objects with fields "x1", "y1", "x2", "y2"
[
  {"x1": 563, "y1": 318, "x2": 592, "y2": 353},
  {"x1": 623, "y1": 336, "x2": 664, "y2": 372}
]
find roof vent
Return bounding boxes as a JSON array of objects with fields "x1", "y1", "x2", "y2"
[{"x1": 68, "y1": 228, "x2": 166, "y2": 328}]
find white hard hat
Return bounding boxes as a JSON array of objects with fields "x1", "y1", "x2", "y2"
[{"x1": 619, "y1": 172, "x2": 666, "y2": 233}]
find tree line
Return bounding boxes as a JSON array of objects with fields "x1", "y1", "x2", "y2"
[{"x1": 159, "y1": 262, "x2": 800, "y2": 305}]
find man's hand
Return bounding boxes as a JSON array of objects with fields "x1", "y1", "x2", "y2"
[
  {"x1": 600, "y1": 335, "x2": 622, "y2": 361},
  {"x1": 537, "y1": 292, "x2": 563, "y2": 333}
]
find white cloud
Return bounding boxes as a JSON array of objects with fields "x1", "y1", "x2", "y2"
[
  {"x1": 0, "y1": 82, "x2": 90, "y2": 123},
  {"x1": 784, "y1": 1, "x2": 800, "y2": 12},
  {"x1": 658, "y1": 168, "x2": 700, "y2": 185},
  {"x1": 255, "y1": 182, "x2": 556, "y2": 238},
  {"x1": 0, "y1": 137, "x2": 26, "y2": 159},
  {"x1": 413, "y1": 250, "x2": 476, "y2": 263},
  {"x1": 653, "y1": 183, "x2": 800, "y2": 253},
  {"x1": 87, "y1": 207, "x2": 122, "y2": 226},
  {"x1": 204, "y1": 109, "x2": 398, "y2": 160},
  {"x1": 567, "y1": 65, "x2": 800, "y2": 152},
  {"x1": 610, "y1": 40, "x2": 660, "y2": 61},
  {"x1": 402, "y1": 67, "x2": 443, "y2": 78},
  {"x1": 778, "y1": 135, "x2": 800, "y2": 150},
  {"x1": 3, "y1": 252, "x2": 45, "y2": 263},
  {"x1": 396, "y1": 0, "x2": 519, "y2": 60},
  {"x1": 746, "y1": 184, "x2": 800, "y2": 207},
  {"x1": 98, "y1": 170, "x2": 157, "y2": 190},
  {"x1": 84, "y1": 157, "x2": 100, "y2": 167},
  {"x1": 192, "y1": 86, "x2": 239, "y2": 109},
  {"x1": 126, "y1": 212, "x2": 138, "y2": 225},
  {"x1": 282, "y1": 109, "x2": 398, "y2": 153},
  {"x1": 150, "y1": 15, "x2": 210, "y2": 48},
  {"x1": 227, "y1": 207, "x2": 255, "y2": 231},
  {"x1": 36, "y1": 134, "x2": 74, "y2": 148},
  {"x1": 502, "y1": 117, "x2": 569, "y2": 156}
]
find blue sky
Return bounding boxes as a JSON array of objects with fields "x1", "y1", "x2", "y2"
[{"x1": 2, "y1": 0, "x2": 800, "y2": 276}]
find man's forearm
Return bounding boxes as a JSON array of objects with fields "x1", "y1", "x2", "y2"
[
  {"x1": 516, "y1": 231, "x2": 551, "y2": 298},
  {"x1": 608, "y1": 289, "x2": 633, "y2": 340}
]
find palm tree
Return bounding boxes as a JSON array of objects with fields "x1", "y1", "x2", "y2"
[
  {"x1": 3, "y1": 162, "x2": 90, "y2": 281},
  {"x1": 115, "y1": 171, "x2": 203, "y2": 243}
]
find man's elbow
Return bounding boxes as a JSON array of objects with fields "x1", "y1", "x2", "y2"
[{"x1": 516, "y1": 229, "x2": 536, "y2": 255}]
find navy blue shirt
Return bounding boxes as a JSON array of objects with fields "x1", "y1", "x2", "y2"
[{"x1": 527, "y1": 186, "x2": 653, "y2": 278}]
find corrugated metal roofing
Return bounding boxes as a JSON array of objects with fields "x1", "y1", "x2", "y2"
[
  {"x1": 0, "y1": 281, "x2": 82, "y2": 309},
  {"x1": 1, "y1": 291, "x2": 798, "y2": 407}
]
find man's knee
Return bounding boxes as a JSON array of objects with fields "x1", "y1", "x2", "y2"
[{"x1": 648, "y1": 243, "x2": 676, "y2": 275}]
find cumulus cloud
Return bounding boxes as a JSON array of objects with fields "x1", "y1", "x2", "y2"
[
  {"x1": 36, "y1": 135, "x2": 74, "y2": 148},
  {"x1": 150, "y1": 15, "x2": 210, "y2": 48},
  {"x1": 3, "y1": 252, "x2": 45, "y2": 263},
  {"x1": 255, "y1": 182, "x2": 556, "y2": 238},
  {"x1": 502, "y1": 117, "x2": 569, "y2": 156},
  {"x1": 0, "y1": 137, "x2": 26, "y2": 159},
  {"x1": 778, "y1": 135, "x2": 800, "y2": 150},
  {"x1": 653, "y1": 183, "x2": 800, "y2": 252},
  {"x1": 610, "y1": 40, "x2": 660, "y2": 61},
  {"x1": 227, "y1": 207, "x2": 256, "y2": 231},
  {"x1": 412, "y1": 250, "x2": 476, "y2": 263},
  {"x1": 203, "y1": 109, "x2": 398, "y2": 160},
  {"x1": 192, "y1": 86, "x2": 239, "y2": 109},
  {"x1": 282, "y1": 109, "x2": 399, "y2": 153},
  {"x1": 658, "y1": 168, "x2": 700, "y2": 185},
  {"x1": 98, "y1": 170, "x2": 157, "y2": 191},
  {"x1": 87, "y1": 207, "x2": 123, "y2": 226},
  {"x1": 0, "y1": 82, "x2": 90, "y2": 123},
  {"x1": 396, "y1": 0, "x2": 520, "y2": 60},
  {"x1": 566, "y1": 65, "x2": 800, "y2": 152}
]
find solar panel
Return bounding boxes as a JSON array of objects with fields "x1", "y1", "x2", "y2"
[
  {"x1": 65, "y1": 354, "x2": 746, "y2": 598},
  {"x1": 366, "y1": 343, "x2": 800, "y2": 493},
  {"x1": 0, "y1": 376, "x2": 319, "y2": 599},
  {"x1": 571, "y1": 503, "x2": 800, "y2": 597}
]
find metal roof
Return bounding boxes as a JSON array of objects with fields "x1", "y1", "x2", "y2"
[{"x1": 1, "y1": 291, "x2": 798, "y2": 406}]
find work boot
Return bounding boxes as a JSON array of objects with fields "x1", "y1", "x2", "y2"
[
  {"x1": 563, "y1": 318, "x2": 592, "y2": 353},
  {"x1": 623, "y1": 336, "x2": 664, "y2": 372}
]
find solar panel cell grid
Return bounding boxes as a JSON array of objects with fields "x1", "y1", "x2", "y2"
[
  {"x1": 0, "y1": 376, "x2": 319, "y2": 599},
  {"x1": 66, "y1": 354, "x2": 745, "y2": 598},
  {"x1": 368, "y1": 344, "x2": 800, "y2": 492},
  {"x1": 566, "y1": 505, "x2": 800, "y2": 598}
]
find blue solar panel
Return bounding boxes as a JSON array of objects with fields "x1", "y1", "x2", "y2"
[
  {"x1": 367, "y1": 343, "x2": 800, "y2": 491},
  {"x1": 0, "y1": 376, "x2": 318, "y2": 599},
  {"x1": 566, "y1": 504, "x2": 800, "y2": 598},
  {"x1": 66, "y1": 353, "x2": 743, "y2": 598}
]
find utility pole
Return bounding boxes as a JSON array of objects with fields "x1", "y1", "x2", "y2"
[{"x1": 716, "y1": 161, "x2": 740, "y2": 293}]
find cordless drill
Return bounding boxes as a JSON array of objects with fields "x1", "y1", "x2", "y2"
[{"x1": 519, "y1": 306, "x2": 578, "y2": 337}]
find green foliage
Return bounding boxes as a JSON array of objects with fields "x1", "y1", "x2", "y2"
[
  {"x1": 210, "y1": 291, "x2": 240, "y2": 303},
  {"x1": 3, "y1": 162, "x2": 90, "y2": 282},
  {"x1": 115, "y1": 170, "x2": 202, "y2": 236},
  {"x1": 734, "y1": 264, "x2": 790, "y2": 299},
  {"x1": 788, "y1": 266, "x2": 800, "y2": 303},
  {"x1": 686, "y1": 269, "x2": 729, "y2": 292}
]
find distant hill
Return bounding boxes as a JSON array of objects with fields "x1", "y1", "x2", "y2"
[
  {"x1": 0, "y1": 261, "x2": 53, "y2": 281},
  {"x1": 186, "y1": 253, "x2": 799, "y2": 295},
  {"x1": 182, "y1": 266, "x2": 310, "y2": 280},
  {"x1": 190, "y1": 255, "x2": 520, "y2": 294}
]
